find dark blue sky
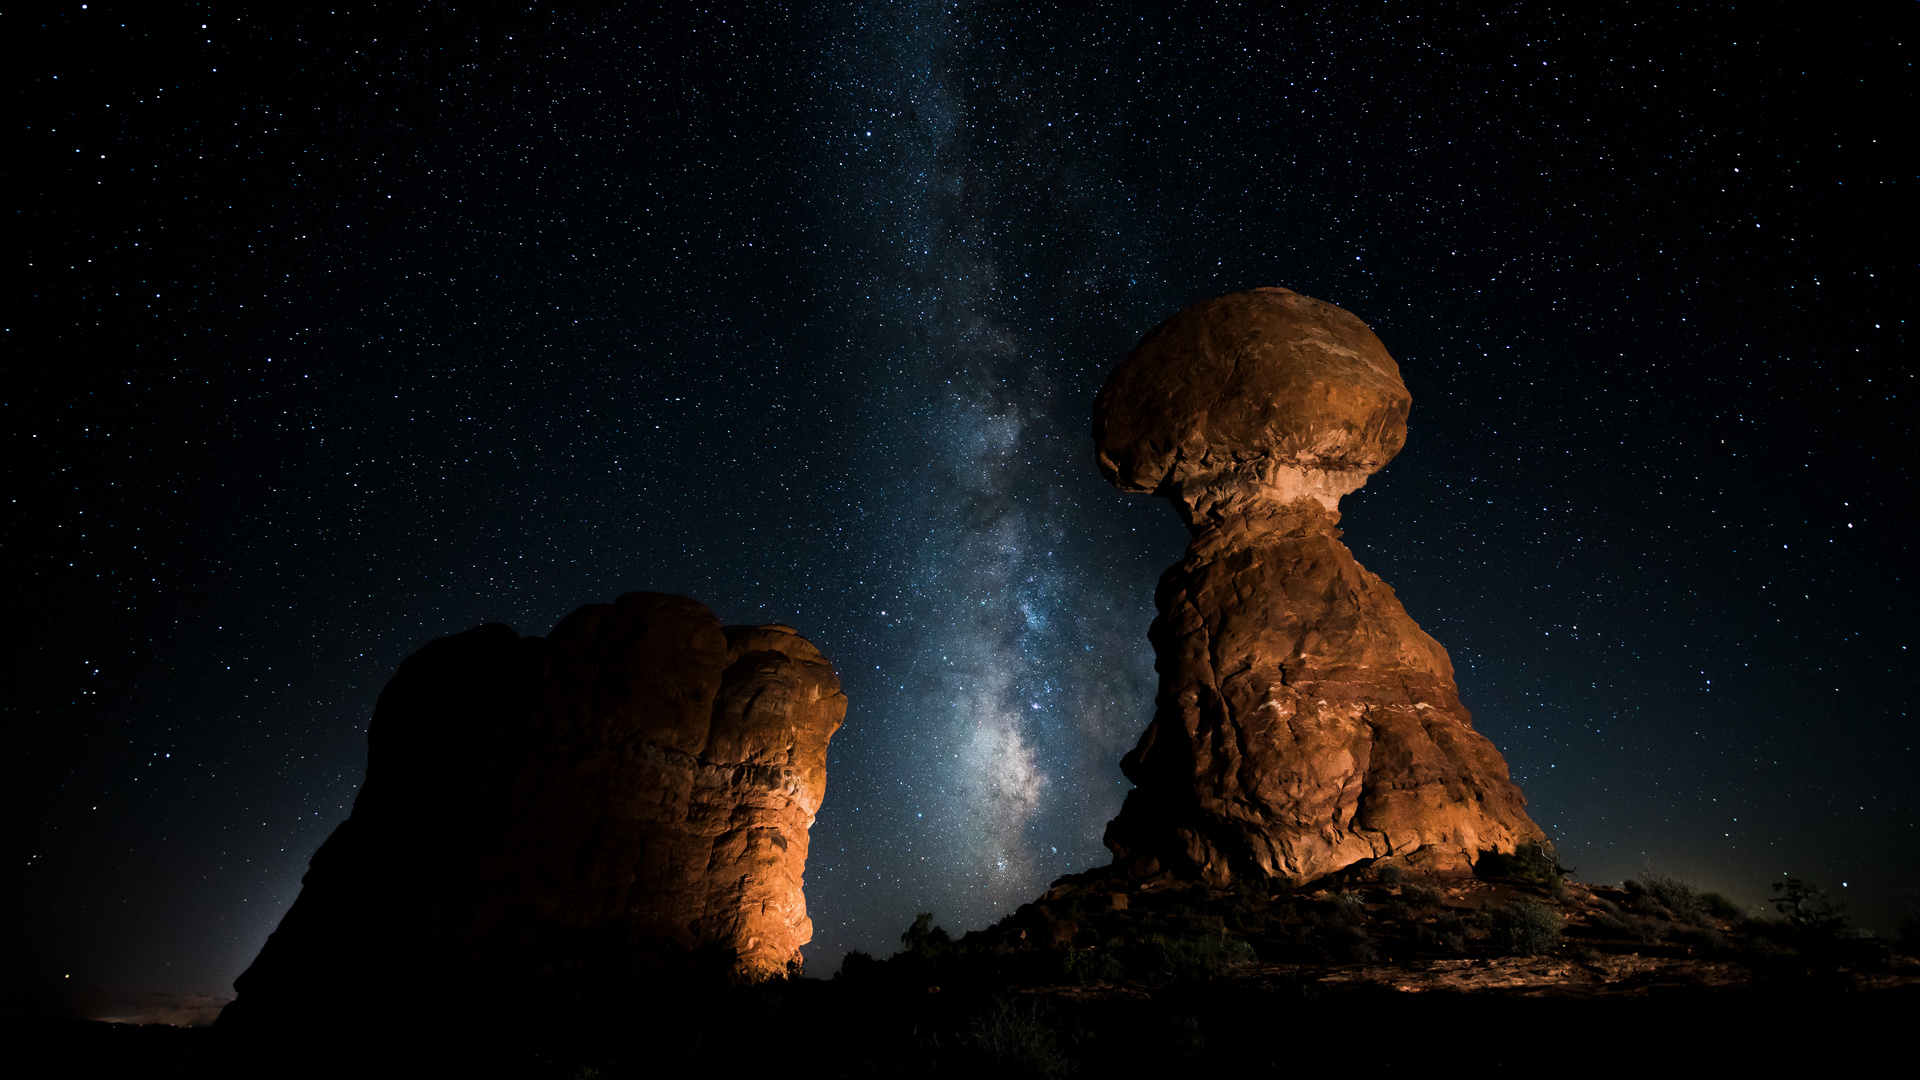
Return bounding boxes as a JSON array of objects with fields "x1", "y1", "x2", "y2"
[{"x1": 9, "y1": 1, "x2": 1912, "y2": 1020}]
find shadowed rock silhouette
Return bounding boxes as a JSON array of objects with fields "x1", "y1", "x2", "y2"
[{"x1": 191, "y1": 592, "x2": 843, "y2": 1075}]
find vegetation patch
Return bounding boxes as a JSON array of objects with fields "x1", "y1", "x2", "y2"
[{"x1": 1492, "y1": 899, "x2": 1564, "y2": 956}]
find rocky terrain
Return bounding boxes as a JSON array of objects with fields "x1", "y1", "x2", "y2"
[
  {"x1": 38, "y1": 857, "x2": 1918, "y2": 1078},
  {"x1": 1095, "y1": 287, "x2": 1542, "y2": 885},
  {"x1": 803, "y1": 857, "x2": 1920, "y2": 1077},
  {"x1": 954, "y1": 854, "x2": 1910, "y2": 997}
]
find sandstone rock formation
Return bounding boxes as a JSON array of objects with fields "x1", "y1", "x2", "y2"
[
  {"x1": 220, "y1": 592, "x2": 844, "y2": 1036},
  {"x1": 1096, "y1": 288, "x2": 1542, "y2": 885}
]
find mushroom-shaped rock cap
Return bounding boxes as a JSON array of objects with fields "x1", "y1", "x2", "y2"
[{"x1": 1094, "y1": 288, "x2": 1410, "y2": 524}]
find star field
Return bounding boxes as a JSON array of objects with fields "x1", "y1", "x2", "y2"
[{"x1": 9, "y1": 2, "x2": 1912, "y2": 1019}]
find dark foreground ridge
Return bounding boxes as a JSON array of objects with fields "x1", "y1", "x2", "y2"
[{"x1": 30, "y1": 855, "x2": 1917, "y2": 1078}]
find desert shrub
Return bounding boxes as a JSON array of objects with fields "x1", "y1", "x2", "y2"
[
  {"x1": 1233, "y1": 872, "x2": 1275, "y2": 904},
  {"x1": 1128, "y1": 933, "x2": 1257, "y2": 981},
  {"x1": 1066, "y1": 946, "x2": 1127, "y2": 984},
  {"x1": 1770, "y1": 877, "x2": 1849, "y2": 936},
  {"x1": 1695, "y1": 892, "x2": 1743, "y2": 921},
  {"x1": 1492, "y1": 899, "x2": 1564, "y2": 956},
  {"x1": 901, "y1": 912, "x2": 954, "y2": 959},
  {"x1": 1402, "y1": 885, "x2": 1445, "y2": 909},
  {"x1": 1374, "y1": 865, "x2": 1404, "y2": 886},
  {"x1": 962, "y1": 999, "x2": 1074, "y2": 1080},
  {"x1": 1595, "y1": 910, "x2": 1665, "y2": 943},
  {"x1": 1672, "y1": 926, "x2": 1728, "y2": 952},
  {"x1": 1225, "y1": 874, "x2": 1278, "y2": 929},
  {"x1": 1331, "y1": 891, "x2": 1367, "y2": 921},
  {"x1": 1632, "y1": 875, "x2": 1740, "y2": 923},
  {"x1": 1628, "y1": 893, "x2": 1669, "y2": 918},
  {"x1": 1478, "y1": 840, "x2": 1568, "y2": 889},
  {"x1": 1294, "y1": 913, "x2": 1377, "y2": 962},
  {"x1": 1641, "y1": 874, "x2": 1697, "y2": 912},
  {"x1": 835, "y1": 950, "x2": 880, "y2": 980},
  {"x1": 1514, "y1": 840, "x2": 1568, "y2": 885},
  {"x1": 1415, "y1": 912, "x2": 1468, "y2": 953},
  {"x1": 1898, "y1": 898, "x2": 1920, "y2": 957}
]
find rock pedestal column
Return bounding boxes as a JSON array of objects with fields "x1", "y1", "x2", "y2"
[{"x1": 1094, "y1": 289, "x2": 1542, "y2": 885}]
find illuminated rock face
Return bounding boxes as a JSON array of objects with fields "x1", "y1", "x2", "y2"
[
  {"x1": 1096, "y1": 289, "x2": 1542, "y2": 885},
  {"x1": 226, "y1": 592, "x2": 844, "y2": 1024}
]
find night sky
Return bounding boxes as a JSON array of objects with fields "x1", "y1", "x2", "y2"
[{"x1": 10, "y1": 2, "x2": 1913, "y2": 1022}]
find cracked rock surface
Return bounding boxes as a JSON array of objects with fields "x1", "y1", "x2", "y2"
[{"x1": 1096, "y1": 288, "x2": 1542, "y2": 885}]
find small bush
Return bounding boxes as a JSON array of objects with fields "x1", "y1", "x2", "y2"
[
  {"x1": 1595, "y1": 910, "x2": 1664, "y2": 943},
  {"x1": 1402, "y1": 884, "x2": 1445, "y2": 909},
  {"x1": 1374, "y1": 865, "x2": 1404, "y2": 886},
  {"x1": 1771, "y1": 877, "x2": 1850, "y2": 936},
  {"x1": 1695, "y1": 892, "x2": 1743, "y2": 921},
  {"x1": 1492, "y1": 899, "x2": 1564, "y2": 956},
  {"x1": 1632, "y1": 874, "x2": 1739, "y2": 923},
  {"x1": 1672, "y1": 926, "x2": 1728, "y2": 952},
  {"x1": 1479, "y1": 840, "x2": 1569, "y2": 889},
  {"x1": 1330, "y1": 891, "x2": 1367, "y2": 921},
  {"x1": 1234, "y1": 872, "x2": 1275, "y2": 904},
  {"x1": 1415, "y1": 913, "x2": 1467, "y2": 954},
  {"x1": 1629, "y1": 893, "x2": 1669, "y2": 919},
  {"x1": 1127, "y1": 933, "x2": 1256, "y2": 981},
  {"x1": 1640, "y1": 873, "x2": 1697, "y2": 913},
  {"x1": 901, "y1": 912, "x2": 954, "y2": 959},
  {"x1": 836, "y1": 950, "x2": 880, "y2": 980},
  {"x1": 963, "y1": 999, "x2": 1074, "y2": 1080},
  {"x1": 1643, "y1": 868, "x2": 1689, "y2": 903},
  {"x1": 1067, "y1": 946, "x2": 1127, "y2": 984},
  {"x1": 1897, "y1": 897, "x2": 1920, "y2": 957},
  {"x1": 1293, "y1": 910, "x2": 1377, "y2": 963}
]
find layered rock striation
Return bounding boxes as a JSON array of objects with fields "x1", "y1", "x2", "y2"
[
  {"x1": 223, "y1": 592, "x2": 844, "y2": 1034},
  {"x1": 1096, "y1": 288, "x2": 1542, "y2": 885}
]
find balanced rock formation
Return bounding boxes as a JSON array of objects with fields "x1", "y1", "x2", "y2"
[
  {"x1": 221, "y1": 592, "x2": 844, "y2": 1036},
  {"x1": 1096, "y1": 288, "x2": 1542, "y2": 886}
]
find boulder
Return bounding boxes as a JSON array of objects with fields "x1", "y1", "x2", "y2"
[
  {"x1": 1096, "y1": 288, "x2": 1542, "y2": 885},
  {"x1": 217, "y1": 592, "x2": 844, "y2": 1039}
]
